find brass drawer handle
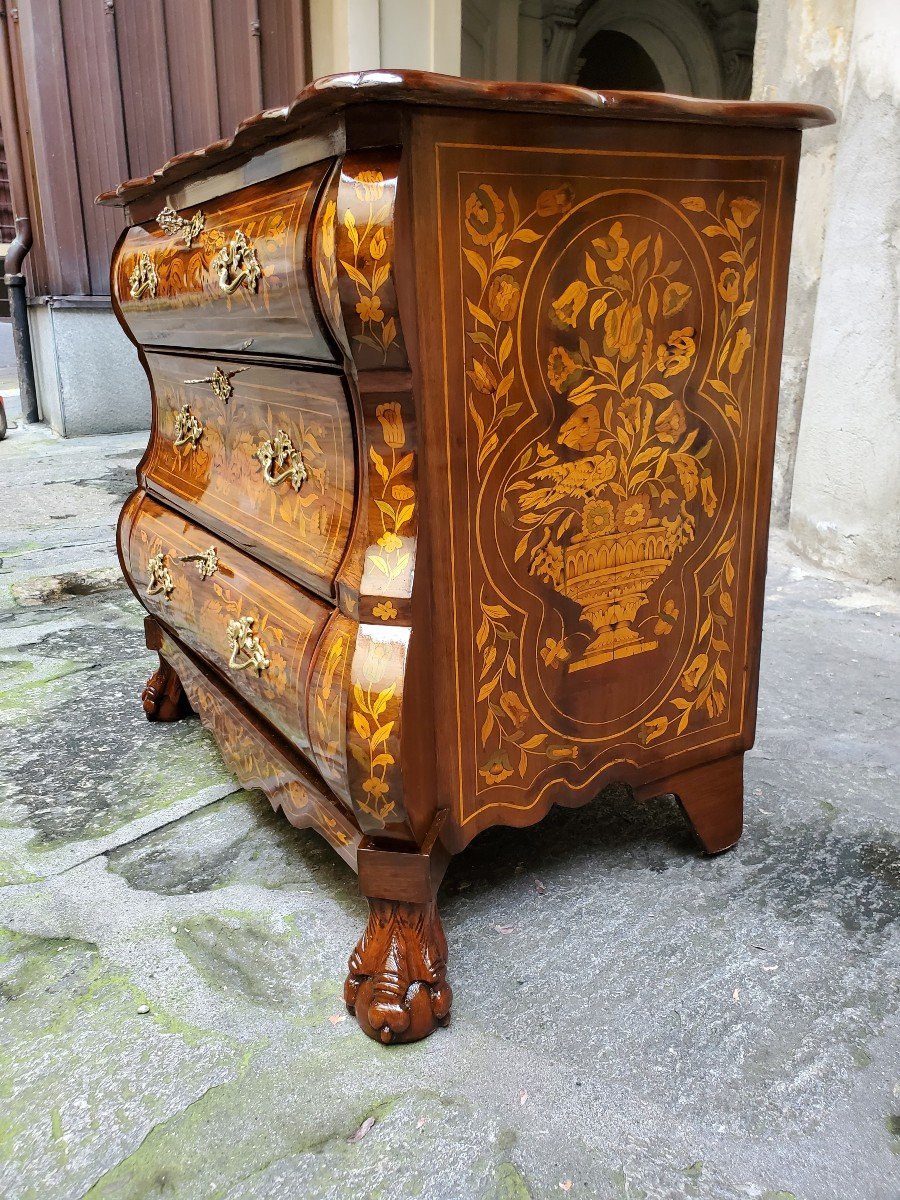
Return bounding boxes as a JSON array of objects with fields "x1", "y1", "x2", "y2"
[
  {"x1": 146, "y1": 552, "x2": 174, "y2": 600},
  {"x1": 226, "y1": 615, "x2": 270, "y2": 675},
  {"x1": 212, "y1": 230, "x2": 261, "y2": 295},
  {"x1": 183, "y1": 364, "x2": 249, "y2": 403},
  {"x1": 179, "y1": 547, "x2": 219, "y2": 579},
  {"x1": 173, "y1": 404, "x2": 203, "y2": 449},
  {"x1": 129, "y1": 251, "x2": 158, "y2": 300},
  {"x1": 156, "y1": 205, "x2": 205, "y2": 247},
  {"x1": 254, "y1": 430, "x2": 307, "y2": 491}
]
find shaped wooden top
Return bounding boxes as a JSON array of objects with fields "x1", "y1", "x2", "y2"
[{"x1": 97, "y1": 69, "x2": 834, "y2": 207}]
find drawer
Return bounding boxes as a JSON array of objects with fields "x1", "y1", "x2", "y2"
[
  {"x1": 141, "y1": 353, "x2": 355, "y2": 600},
  {"x1": 120, "y1": 491, "x2": 332, "y2": 755},
  {"x1": 113, "y1": 161, "x2": 335, "y2": 360}
]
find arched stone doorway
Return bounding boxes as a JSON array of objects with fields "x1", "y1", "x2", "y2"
[
  {"x1": 575, "y1": 29, "x2": 666, "y2": 91},
  {"x1": 542, "y1": 0, "x2": 757, "y2": 99}
]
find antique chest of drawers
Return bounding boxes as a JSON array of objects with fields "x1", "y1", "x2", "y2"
[{"x1": 100, "y1": 71, "x2": 832, "y2": 1045}]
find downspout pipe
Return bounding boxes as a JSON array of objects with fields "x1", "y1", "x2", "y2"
[
  {"x1": 0, "y1": 5, "x2": 38, "y2": 423},
  {"x1": 5, "y1": 216, "x2": 37, "y2": 423}
]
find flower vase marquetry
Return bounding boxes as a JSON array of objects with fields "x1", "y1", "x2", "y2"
[{"x1": 100, "y1": 72, "x2": 832, "y2": 1045}]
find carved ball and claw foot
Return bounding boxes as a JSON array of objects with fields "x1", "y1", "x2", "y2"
[
  {"x1": 141, "y1": 654, "x2": 192, "y2": 722},
  {"x1": 344, "y1": 898, "x2": 452, "y2": 1044}
]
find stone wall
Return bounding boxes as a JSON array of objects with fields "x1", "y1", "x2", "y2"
[
  {"x1": 751, "y1": 0, "x2": 856, "y2": 524},
  {"x1": 28, "y1": 302, "x2": 150, "y2": 438},
  {"x1": 789, "y1": 0, "x2": 900, "y2": 588}
]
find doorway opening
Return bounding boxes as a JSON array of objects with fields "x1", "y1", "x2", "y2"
[{"x1": 576, "y1": 29, "x2": 666, "y2": 92}]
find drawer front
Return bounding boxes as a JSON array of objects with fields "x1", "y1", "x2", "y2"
[
  {"x1": 141, "y1": 353, "x2": 355, "y2": 600},
  {"x1": 113, "y1": 161, "x2": 335, "y2": 360},
  {"x1": 121, "y1": 491, "x2": 332, "y2": 755},
  {"x1": 155, "y1": 627, "x2": 361, "y2": 868}
]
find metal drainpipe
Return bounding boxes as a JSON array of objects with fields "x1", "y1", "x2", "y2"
[
  {"x1": 0, "y1": 4, "x2": 39, "y2": 423},
  {"x1": 4, "y1": 216, "x2": 37, "y2": 422}
]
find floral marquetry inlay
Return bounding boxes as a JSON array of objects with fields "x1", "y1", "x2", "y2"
[
  {"x1": 363, "y1": 400, "x2": 416, "y2": 597},
  {"x1": 457, "y1": 171, "x2": 764, "y2": 793},
  {"x1": 314, "y1": 156, "x2": 406, "y2": 370},
  {"x1": 345, "y1": 627, "x2": 411, "y2": 833}
]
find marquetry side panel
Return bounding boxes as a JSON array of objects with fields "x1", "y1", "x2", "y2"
[{"x1": 419, "y1": 126, "x2": 795, "y2": 843}]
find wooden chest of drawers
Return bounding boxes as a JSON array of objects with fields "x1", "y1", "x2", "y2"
[{"x1": 101, "y1": 71, "x2": 832, "y2": 1045}]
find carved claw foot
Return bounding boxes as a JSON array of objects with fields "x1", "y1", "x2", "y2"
[
  {"x1": 344, "y1": 898, "x2": 452, "y2": 1044},
  {"x1": 141, "y1": 654, "x2": 191, "y2": 722}
]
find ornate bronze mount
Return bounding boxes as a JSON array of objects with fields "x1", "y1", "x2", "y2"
[
  {"x1": 212, "y1": 229, "x2": 261, "y2": 295},
  {"x1": 173, "y1": 404, "x2": 204, "y2": 450},
  {"x1": 254, "y1": 430, "x2": 308, "y2": 491},
  {"x1": 179, "y1": 546, "x2": 219, "y2": 579},
  {"x1": 183, "y1": 364, "x2": 249, "y2": 403},
  {"x1": 156, "y1": 204, "x2": 206, "y2": 247},
  {"x1": 128, "y1": 251, "x2": 158, "y2": 300},
  {"x1": 226, "y1": 615, "x2": 270, "y2": 675},
  {"x1": 345, "y1": 899, "x2": 453, "y2": 1044},
  {"x1": 146, "y1": 551, "x2": 174, "y2": 600}
]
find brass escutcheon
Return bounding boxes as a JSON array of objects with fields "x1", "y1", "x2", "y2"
[
  {"x1": 146, "y1": 551, "x2": 174, "y2": 600},
  {"x1": 183, "y1": 364, "x2": 249, "y2": 404},
  {"x1": 226, "y1": 615, "x2": 270, "y2": 675},
  {"x1": 156, "y1": 205, "x2": 205, "y2": 247},
  {"x1": 173, "y1": 404, "x2": 203, "y2": 450},
  {"x1": 212, "y1": 229, "x2": 261, "y2": 295},
  {"x1": 179, "y1": 547, "x2": 219, "y2": 579},
  {"x1": 128, "y1": 251, "x2": 158, "y2": 300},
  {"x1": 254, "y1": 429, "x2": 307, "y2": 491}
]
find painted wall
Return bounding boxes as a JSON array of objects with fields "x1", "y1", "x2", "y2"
[{"x1": 310, "y1": 0, "x2": 461, "y2": 76}]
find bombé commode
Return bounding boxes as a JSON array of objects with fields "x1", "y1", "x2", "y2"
[{"x1": 99, "y1": 71, "x2": 833, "y2": 1045}]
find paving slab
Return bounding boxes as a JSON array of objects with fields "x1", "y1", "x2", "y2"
[{"x1": 0, "y1": 420, "x2": 897, "y2": 1200}]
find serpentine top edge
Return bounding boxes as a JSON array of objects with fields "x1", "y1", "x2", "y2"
[{"x1": 97, "y1": 68, "x2": 834, "y2": 207}]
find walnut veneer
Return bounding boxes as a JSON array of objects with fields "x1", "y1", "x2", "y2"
[{"x1": 101, "y1": 71, "x2": 833, "y2": 1045}]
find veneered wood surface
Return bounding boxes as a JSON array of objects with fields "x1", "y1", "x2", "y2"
[
  {"x1": 635, "y1": 752, "x2": 744, "y2": 854},
  {"x1": 405, "y1": 110, "x2": 799, "y2": 851},
  {"x1": 141, "y1": 351, "x2": 355, "y2": 600},
  {"x1": 119, "y1": 489, "x2": 332, "y2": 757},
  {"x1": 113, "y1": 162, "x2": 335, "y2": 360},
  {"x1": 152, "y1": 620, "x2": 362, "y2": 867}
]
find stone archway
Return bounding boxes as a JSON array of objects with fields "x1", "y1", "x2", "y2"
[
  {"x1": 575, "y1": 28, "x2": 666, "y2": 91},
  {"x1": 564, "y1": 0, "x2": 724, "y2": 96}
]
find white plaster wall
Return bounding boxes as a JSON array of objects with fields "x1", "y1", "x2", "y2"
[
  {"x1": 310, "y1": 0, "x2": 380, "y2": 75},
  {"x1": 752, "y1": 0, "x2": 855, "y2": 523},
  {"x1": 462, "y1": 0, "x2": 520, "y2": 81},
  {"x1": 789, "y1": 0, "x2": 900, "y2": 588},
  {"x1": 28, "y1": 303, "x2": 150, "y2": 438},
  {"x1": 310, "y1": 0, "x2": 461, "y2": 76},
  {"x1": 381, "y1": 0, "x2": 462, "y2": 74}
]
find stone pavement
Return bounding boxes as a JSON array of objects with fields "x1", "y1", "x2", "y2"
[{"x1": 0, "y1": 411, "x2": 898, "y2": 1200}]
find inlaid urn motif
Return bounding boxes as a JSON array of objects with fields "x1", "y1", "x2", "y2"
[{"x1": 497, "y1": 209, "x2": 720, "y2": 671}]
